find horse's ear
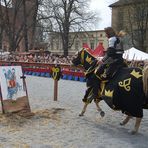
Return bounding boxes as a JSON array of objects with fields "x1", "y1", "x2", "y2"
[
  {"x1": 75, "y1": 51, "x2": 79, "y2": 55},
  {"x1": 75, "y1": 48, "x2": 83, "y2": 54}
]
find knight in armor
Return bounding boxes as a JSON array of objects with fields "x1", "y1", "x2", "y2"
[{"x1": 95, "y1": 27, "x2": 127, "y2": 81}]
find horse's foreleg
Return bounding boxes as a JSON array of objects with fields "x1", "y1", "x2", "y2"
[
  {"x1": 131, "y1": 117, "x2": 142, "y2": 134},
  {"x1": 120, "y1": 115, "x2": 132, "y2": 126},
  {"x1": 79, "y1": 103, "x2": 88, "y2": 116},
  {"x1": 95, "y1": 101, "x2": 105, "y2": 117}
]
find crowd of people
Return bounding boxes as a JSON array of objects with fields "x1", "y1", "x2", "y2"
[
  {"x1": 1, "y1": 50, "x2": 147, "y2": 69},
  {"x1": 1, "y1": 52, "x2": 74, "y2": 65}
]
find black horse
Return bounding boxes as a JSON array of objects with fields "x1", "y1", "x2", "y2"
[{"x1": 72, "y1": 47, "x2": 148, "y2": 134}]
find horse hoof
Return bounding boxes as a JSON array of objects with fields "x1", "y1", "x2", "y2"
[
  {"x1": 130, "y1": 130, "x2": 137, "y2": 135},
  {"x1": 120, "y1": 122, "x2": 124, "y2": 126},
  {"x1": 79, "y1": 113, "x2": 84, "y2": 116},
  {"x1": 100, "y1": 111, "x2": 105, "y2": 117}
]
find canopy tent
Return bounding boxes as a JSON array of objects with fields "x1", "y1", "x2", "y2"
[
  {"x1": 82, "y1": 43, "x2": 105, "y2": 58},
  {"x1": 123, "y1": 47, "x2": 148, "y2": 61},
  {"x1": 92, "y1": 43, "x2": 105, "y2": 57},
  {"x1": 82, "y1": 43, "x2": 93, "y2": 54}
]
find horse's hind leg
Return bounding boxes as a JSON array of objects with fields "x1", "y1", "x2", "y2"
[
  {"x1": 79, "y1": 103, "x2": 88, "y2": 116},
  {"x1": 120, "y1": 115, "x2": 132, "y2": 126},
  {"x1": 131, "y1": 117, "x2": 142, "y2": 134},
  {"x1": 95, "y1": 101, "x2": 105, "y2": 117}
]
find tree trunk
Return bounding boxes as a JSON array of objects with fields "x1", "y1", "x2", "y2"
[
  {"x1": 63, "y1": 41, "x2": 69, "y2": 56},
  {"x1": 63, "y1": 33, "x2": 69, "y2": 56},
  {"x1": 23, "y1": 0, "x2": 29, "y2": 52},
  {"x1": 29, "y1": 0, "x2": 38, "y2": 50},
  {"x1": 0, "y1": 29, "x2": 3, "y2": 49}
]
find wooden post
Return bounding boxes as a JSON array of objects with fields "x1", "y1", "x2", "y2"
[
  {"x1": 54, "y1": 79, "x2": 58, "y2": 101},
  {"x1": 0, "y1": 86, "x2": 5, "y2": 114},
  {"x1": 21, "y1": 74, "x2": 31, "y2": 112}
]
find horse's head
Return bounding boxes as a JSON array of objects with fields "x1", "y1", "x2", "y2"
[
  {"x1": 72, "y1": 48, "x2": 96, "y2": 70},
  {"x1": 72, "y1": 51, "x2": 82, "y2": 66}
]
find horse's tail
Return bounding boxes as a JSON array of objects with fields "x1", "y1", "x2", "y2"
[{"x1": 143, "y1": 65, "x2": 148, "y2": 97}]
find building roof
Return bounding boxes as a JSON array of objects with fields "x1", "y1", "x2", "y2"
[{"x1": 109, "y1": 0, "x2": 145, "y2": 7}]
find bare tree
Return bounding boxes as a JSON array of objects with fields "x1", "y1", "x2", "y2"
[
  {"x1": 126, "y1": 0, "x2": 148, "y2": 52},
  {"x1": 0, "y1": 0, "x2": 39, "y2": 52},
  {"x1": 35, "y1": 0, "x2": 53, "y2": 43},
  {"x1": 41, "y1": 0, "x2": 98, "y2": 56}
]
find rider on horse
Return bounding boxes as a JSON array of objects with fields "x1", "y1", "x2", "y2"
[
  {"x1": 72, "y1": 27, "x2": 127, "y2": 104},
  {"x1": 85, "y1": 27, "x2": 127, "y2": 104},
  {"x1": 95, "y1": 27, "x2": 127, "y2": 81}
]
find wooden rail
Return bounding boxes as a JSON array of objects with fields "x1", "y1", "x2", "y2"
[{"x1": 0, "y1": 61, "x2": 85, "y2": 101}]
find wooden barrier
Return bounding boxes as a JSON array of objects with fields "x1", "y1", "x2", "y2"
[{"x1": 0, "y1": 61, "x2": 85, "y2": 101}]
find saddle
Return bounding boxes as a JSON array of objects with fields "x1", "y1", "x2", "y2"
[{"x1": 94, "y1": 57, "x2": 124, "y2": 81}]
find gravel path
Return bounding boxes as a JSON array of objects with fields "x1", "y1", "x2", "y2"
[{"x1": 0, "y1": 76, "x2": 148, "y2": 148}]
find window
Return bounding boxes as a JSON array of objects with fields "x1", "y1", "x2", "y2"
[
  {"x1": 68, "y1": 40, "x2": 72, "y2": 50},
  {"x1": 56, "y1": 40, "x2": 59, "y2": 50},
  {"x1": 90, "y1": 41, "x2": 94, "y2": 50},
  {"x1": 75, "y1": 41, "x2": 79, "y2": 50}
]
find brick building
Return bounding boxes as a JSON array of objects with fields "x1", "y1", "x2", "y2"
[{"x1": 109, "y1": 0, "x2": 148, "y2": 52}]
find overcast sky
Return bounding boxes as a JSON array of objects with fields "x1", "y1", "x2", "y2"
[{"x1": 90, "y1": 0, "x2": 118, "y2": 30}]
